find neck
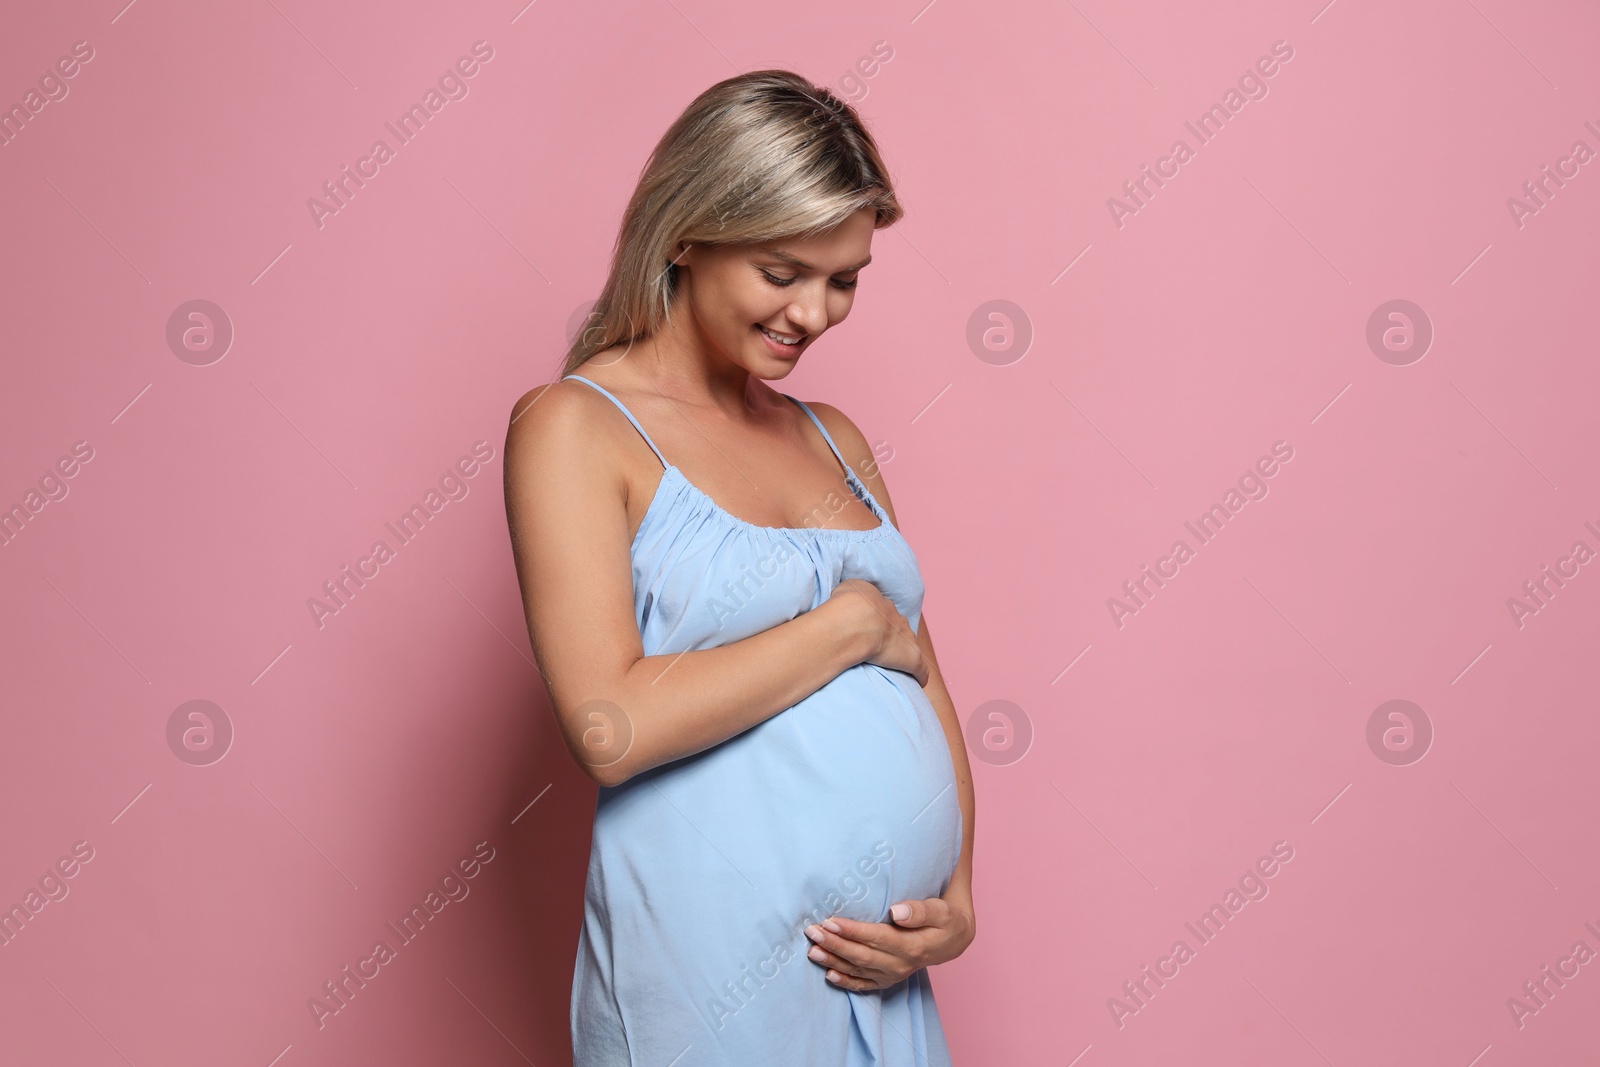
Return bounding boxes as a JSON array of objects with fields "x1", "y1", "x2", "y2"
[{"x1": 632, "y1": 312, "x2": 766, "y2": 419}]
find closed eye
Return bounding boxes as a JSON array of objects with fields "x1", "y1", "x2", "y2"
[{"x1": 761, "y1": 270, "x2": 858, "y2": 291}]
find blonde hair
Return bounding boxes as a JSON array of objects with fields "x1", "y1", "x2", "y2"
[{"x1": 561, "y1": 69, "x2": 903, "y2": 376}]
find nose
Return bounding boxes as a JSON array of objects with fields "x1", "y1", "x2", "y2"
[{"x1": 786, "y1": 287, "x2": 829, "y2": 335}]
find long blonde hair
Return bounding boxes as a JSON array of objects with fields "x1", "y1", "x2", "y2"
[{"x1": 561, "y1": 69, "x2": 903, "y2": 376}]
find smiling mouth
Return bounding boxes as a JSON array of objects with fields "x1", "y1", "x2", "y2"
[{"x1": 758, "y1": 324, "x2": 805, "y2": 347}]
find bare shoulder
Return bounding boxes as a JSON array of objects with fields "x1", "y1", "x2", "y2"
[
  {"x1": 507, "y1": 377, "x2": 615, "y2": 453},
  {"x1": 503, "y1": 378, "x2": 628, "y2": 499},
  {"x1": 795, "y1": 397, "x2": 902, "y2": 527},
  {"x1": 794, "y1": 398, "x2": 871, "y2": 466}
]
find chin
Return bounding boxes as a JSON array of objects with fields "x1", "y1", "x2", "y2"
[{"x1": 740, "y1": 355, "x2": 797, "y2": 381}]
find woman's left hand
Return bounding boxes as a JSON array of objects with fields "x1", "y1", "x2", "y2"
[{"x1": 803, "y1": 897, "x2": 975, "y2": 991}]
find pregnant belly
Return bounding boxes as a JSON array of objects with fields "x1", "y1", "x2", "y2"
[
  {"x1": 583, "y1": 664, "x2": 961, "y2": 1037},
  {"x1": 775, "y1": 663, "x2": 963, "y2": 917},
  {"x1": 579, "y1": 662, "x2": 961, "y2": 1046},
  {"x1": 623, "y1": 663, "x2": 960, "y2": 927}
]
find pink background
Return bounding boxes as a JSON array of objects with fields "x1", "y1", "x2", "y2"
[{"x1": 3, "y1": 0, "x2": 1598, "y2": 1063}]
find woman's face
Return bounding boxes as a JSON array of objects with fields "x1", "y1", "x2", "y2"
[{"x1": 673, "y1": 207, "x2": 876, "y2": 377}]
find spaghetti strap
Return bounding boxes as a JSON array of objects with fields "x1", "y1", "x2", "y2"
[
  {"x1": 562, "y1": 374, "x2": 668, "y2": 470},
  {"x1": 782, "y1": 394, "x2": 857, "y2": 481}
]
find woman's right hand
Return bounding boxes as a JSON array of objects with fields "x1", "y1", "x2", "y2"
[{"x1": 827, "y1": 578, "x2": 930, "y2": 687}]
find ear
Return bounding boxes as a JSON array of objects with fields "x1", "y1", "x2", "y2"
[{"x1": 670, "y1": 242, "x2": 692, "y2": 267}]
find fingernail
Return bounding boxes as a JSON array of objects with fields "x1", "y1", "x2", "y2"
[
  {"x1": 805, "y1": 925, "x2": 824, "y2": 943},
  {"x1": 825, "y1": 971, "x2": 842, "y2": 983},
  {"x1": 891, "y1": 904, "x2": 910, "y2": 921},
  {"x1": 822, "y1": 919, "x2": 842, "y2": 933},
  {"x1": 808, "y1": 946, "x2": 825, "y2": 962}
]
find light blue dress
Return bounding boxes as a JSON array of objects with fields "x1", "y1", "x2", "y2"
[{"x1": 560, "y1": 373, "x2": 964, "y2": 1066}]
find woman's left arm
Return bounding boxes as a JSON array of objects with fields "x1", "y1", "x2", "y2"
[{"x1": 794, "y1": 402, "x2": 977, "y2": 991}]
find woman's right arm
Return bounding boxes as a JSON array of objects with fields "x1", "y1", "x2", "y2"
[{"x1": 503, "y1": 381, "x2": 917, "y2": 787}]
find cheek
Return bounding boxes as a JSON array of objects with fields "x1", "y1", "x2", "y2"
[
  {"x1": 699, "y1": 274, "x2": 772, "y2": 325},
  {"x1": 828, "y1": 291, "x2": 857, "y2": 324}
]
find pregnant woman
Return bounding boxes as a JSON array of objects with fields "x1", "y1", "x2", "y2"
[{"x1": 504, "y1": 70, "x2": 976, "y2": 1065}]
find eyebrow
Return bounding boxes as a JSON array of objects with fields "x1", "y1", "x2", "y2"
[{"x1": 762, "y1": 249, "x2": 873, "y2": 272}]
